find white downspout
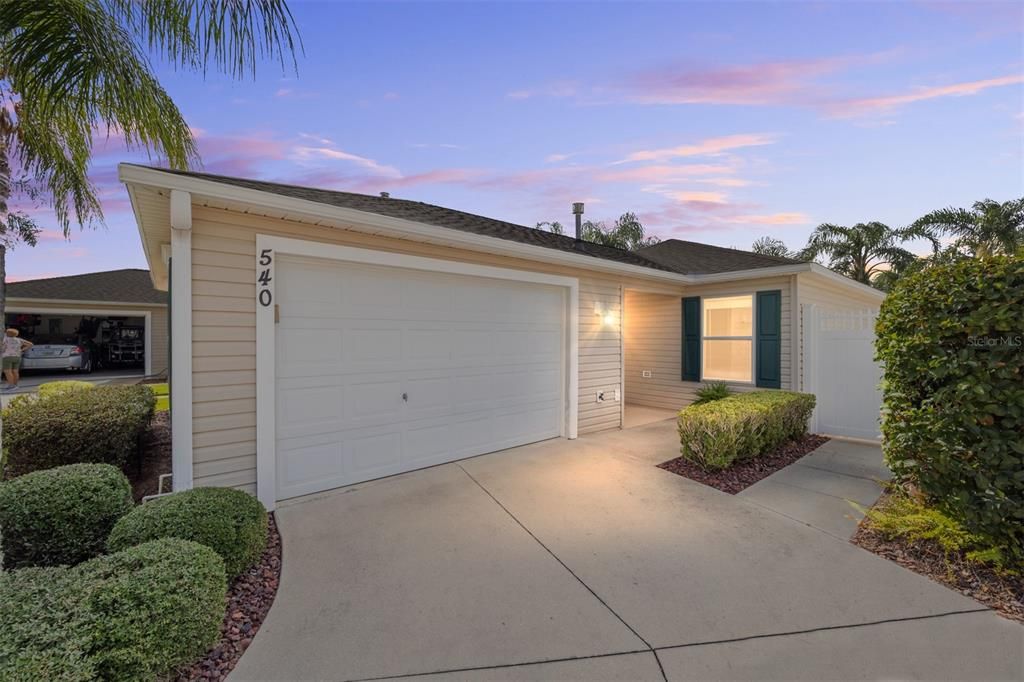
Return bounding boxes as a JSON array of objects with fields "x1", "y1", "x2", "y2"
[{"x1": 169, "y1": 190, "x2": 194, "y2": 492}]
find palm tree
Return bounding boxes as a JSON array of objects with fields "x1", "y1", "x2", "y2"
[
  {"x1": 908, "y1": 198, "x2": 1024, "y2": 257},
  {"x1": 751, "y1": 236, "x2": 797, "y2": 259},
  {"x1": 800, "y1": 222, "x2": 918, "y2": 287},
  {"x1": 537, "y1": 211, "x2": 660, "y2": 250},
  {"x1": 0, "y1": 0, "x2": 302, "y2": 328}
]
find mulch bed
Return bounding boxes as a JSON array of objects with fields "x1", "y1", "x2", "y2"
[
  {"x1": 852, "y1": 491, "x2": 1024, "y2": 624},
  {"x1": 658, "y1": 434, "x2": 830, "y2": 494},
  {"x1": 175, "y1": 514, "x2": 283, "y2": 681},
  {"x1": 128, "y1": 411, "x2": 172, "y2": 502}
]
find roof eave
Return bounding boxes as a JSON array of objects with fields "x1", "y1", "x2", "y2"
[{"x1": 120, "y1": 164, "x2": 697, "y2": 287}]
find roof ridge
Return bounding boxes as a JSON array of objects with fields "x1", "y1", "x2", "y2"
[
  {"x1": 646, "y1": 238, "x2": 800, "y2": 265},
  {"x1": 134, "y1": 165, "x2": 675, "y2": 271},
  {"x1": 8, "y1": 268, "x2": 149, "y2": 284}
]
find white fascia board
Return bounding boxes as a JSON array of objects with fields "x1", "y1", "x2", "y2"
[
  {"x1": 5, "y1": 298, "x2": 166, "y2": 309},
  {"x1": 687, "y1": 263, "x2": 812, "y2": 284},
  {"x1": 805, "y1": 264, "x2": 887, "y2": 302},
  {"x1": 119, "y1": 164, "x2": 693, "y2": 287}
]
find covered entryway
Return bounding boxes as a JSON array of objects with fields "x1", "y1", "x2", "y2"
[{"x1": 267, "y1": 244, "x2": 577, "y2": 501}]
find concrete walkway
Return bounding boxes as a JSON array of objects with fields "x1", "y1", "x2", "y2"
[
  {"x1": 230, "y1": 421, "x2": 1022, "y2": 682},
  {"x1": 739, "y1": 439, "x2": 890, "y2": 539}
]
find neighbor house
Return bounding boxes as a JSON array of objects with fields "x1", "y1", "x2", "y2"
[
  {"x1": 6, "y1": 268, "x2": 168, "y2": 377},
  {"x1": 121, "y1": 164, "x2": 884, "y2": 510}
]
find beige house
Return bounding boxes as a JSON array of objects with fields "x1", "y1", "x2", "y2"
[
  {"x1": 6, "y1": 268, "x2": 168, "y2": 377},
  {"x1": 121, "y1": 164, "x2": 884, "y2": 510}
]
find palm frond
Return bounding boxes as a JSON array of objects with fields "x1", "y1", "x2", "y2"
[{"x1": 107, "y1": 0, "x2": 302, "y2": 78}]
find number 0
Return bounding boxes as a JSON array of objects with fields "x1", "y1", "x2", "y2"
[{"x1": 259, "y1": 289, "x2": 272, "y2": 307}]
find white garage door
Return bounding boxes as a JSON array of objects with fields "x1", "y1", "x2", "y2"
[{"x1": 274, "y1": 255, "x2": 566, "y2": 500}]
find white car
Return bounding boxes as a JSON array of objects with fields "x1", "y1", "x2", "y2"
[{"x1": 21, "y1": 344, "x2": 94, "y2": 373}]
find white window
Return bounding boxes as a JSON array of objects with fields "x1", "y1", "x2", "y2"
[{"x1": 702, "y1": 295, "x2": 753, "y2": 383}]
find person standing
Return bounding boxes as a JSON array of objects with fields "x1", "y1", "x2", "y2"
[{"x1": 2, "y1": 329, "x2": 32, "y2": 391}]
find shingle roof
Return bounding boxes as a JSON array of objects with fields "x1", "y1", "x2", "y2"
[
  {"x1": 128, "y1": 166, "x2": 807, "y2": 278},
  {"x1": 137, "y1": 166, "x2": 679, "y2": 273},
  {"x1": 6, "y1": 269, "x2": 167, "y2": 305},
  {"x1": 636, "y1": 239, "x2": 802, "y2": 275}
]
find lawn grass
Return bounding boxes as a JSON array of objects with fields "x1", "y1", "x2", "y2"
[{"x1": 149, "y1": 383, "x2": 169, "y2": 412}]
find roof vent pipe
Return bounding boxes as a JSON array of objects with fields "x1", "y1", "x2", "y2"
[{"x1": 572, "y1": 202, "x2": 585, "y2": 242}]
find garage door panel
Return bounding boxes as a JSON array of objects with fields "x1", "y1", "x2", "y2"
[{"x1": 274, "y1": 256, "x2": 568, "y2": 500}]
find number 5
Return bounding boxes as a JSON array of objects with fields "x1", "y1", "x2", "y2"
[{"x1": 259, "y1": 249, "x2": 272, "y2": 266}]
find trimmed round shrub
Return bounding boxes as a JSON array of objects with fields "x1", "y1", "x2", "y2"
[
  {"x1": 0, "y1": 463, "x2": 134, "y2": 569},
  {"x1": 0, "y1": 538, "x2": 227, "y2": 682},
  {"x1": 38, "y1": 380, "x2": 95, "y2": 399},
  {"x1": 876, "y1": 255, "x2": 1023, "y2": 563},
  {"x1": 2, "y1": 384, "x2": 156, "y2": 478},
  {"x1": 109, "y1": 486, "x2": 268, "y2": 578}
]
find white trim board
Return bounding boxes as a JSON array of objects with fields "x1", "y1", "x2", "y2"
[
  {"x1": 255, "y1": 234, "x2": 580, "y2": 510},
  {"x1": 120, "y1": 164, "x2": 882, "y2": 303},
  {"x1": 6, "y1": 306, "x2": 154, "y2": 378}
]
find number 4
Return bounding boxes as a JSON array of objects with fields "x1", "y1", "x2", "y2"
[{"x1": 258, "y1": 269, "x2": 272, "y2": 285}]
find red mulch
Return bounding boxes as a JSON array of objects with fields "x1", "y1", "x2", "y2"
[
  {"x1": 852, "y1": 491, "x2": 1024, "y2": 624},
  {"x1": 128, "y1": 411, "x2": 172, "y2": 502},
  {"x1": 658, "y1": 434, "x2": 830, "y2": 494},
  {"x1": 175, "y1": 514, "x2": 283, "y2": 681}
]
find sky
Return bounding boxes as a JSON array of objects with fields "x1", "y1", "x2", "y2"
[{"x1": 8, "y1": 0, "x2": 1024, "y2": 281}]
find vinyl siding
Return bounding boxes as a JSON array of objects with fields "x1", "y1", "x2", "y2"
[
  {"x1": 795, "y1": 272, "x2": 883, "y2": 392},
  {"x1": 624, "y1": 276, "x2": 794, "y2": 411},
  {"x1": 189, "y1": 206, "x2": 632, "y2": 493},
  {"x1": 5, "y1": 300, "x2": 168, "y2": 375}
]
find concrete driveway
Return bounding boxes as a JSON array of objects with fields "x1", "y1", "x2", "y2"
[{"x1": 231, "y1": 421, "x2": 1023, "y2": 681}]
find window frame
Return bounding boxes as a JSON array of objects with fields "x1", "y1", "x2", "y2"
[{"x1": 700, "y1": 294, "x2": 755, "y2": 384}]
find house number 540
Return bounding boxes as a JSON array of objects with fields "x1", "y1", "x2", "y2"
[{"x1": 257, "y1": 249, "x2": 273, "y2": 307}]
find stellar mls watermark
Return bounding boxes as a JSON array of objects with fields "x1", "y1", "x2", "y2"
[{"x1": 967, "y1": 335, "x2": 1023, "y2": 348}]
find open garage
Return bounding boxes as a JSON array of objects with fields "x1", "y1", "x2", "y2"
[{"x1": 5, "y1": 269, "x2": 168, "y2": 378}]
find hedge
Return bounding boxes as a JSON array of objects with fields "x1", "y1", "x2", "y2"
[
  {"x1": 38, "y1": 380, "x2": 95, "y2": 398},
  {"x1": 0, "y1": 538, "x2": 227, "y2": 682},
  {"x1": 109, "y1": 487, "x2": 268, "y2": 579},
  {"x1": 0, "y1": 464, "x2": 134, "y2": 569},
  {"x1": 677, "y1": 390, "x2": 816, "y2": 470},
  {"x1": 876, "y1": 255, "x2": 1023, "y2": 563},
  {"x1": 2, "y1": 384, "x2": 155, "y2": 478}
]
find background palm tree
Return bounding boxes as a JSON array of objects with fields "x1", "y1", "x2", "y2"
[
  {"x1": 908, "y1": 197, "x2": 1024, "y2": 257},
  {"x1": 536, "y1": 211, "x2": 660, "y2": 250},
  {"x1": 751, "y1": 236, "x2": 800, "y2": 259},
  {"x1": 0, "y1": 0, "x2": 302, "y2": 328},
  {"x1": 800, "y1": 221, "x2": 918, "y2": 288}
]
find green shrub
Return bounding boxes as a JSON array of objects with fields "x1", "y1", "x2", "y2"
[
  {"x1": 0, "y1": 538, "x2": 227, "y2": 682},
  {"x1": 38, "y1": 380, "x2": 95, "y2": 398},
  {"x1": 693, "y1": 381, "x2": 733, "y2": 405},
  {"x1": 677, "y1": 390, "x2": 816, "y2": 470},
  {"x1": 0, "y1": 463, "x2": 134, "y2": 569},
  {"x1": 863, "y1": 489, "x2": 1012, "y2": 571},
  {"x1": 876, "y1": 255, "x2": 1023, "y2": 564},
  {"x1": 2, "y1": 384, "x2": 155, "y2": 478},
  {"x1": 109, "y1": 487, "x2": 267, "y2": 579}
]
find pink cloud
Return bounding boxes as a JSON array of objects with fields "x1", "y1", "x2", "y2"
[
  {"x1": 292, "y1": 145, "x2": 401, "y2": 178},
  {"x1": 615, "y1": 134, "x2": 778, "y2": 163},
  {"x1": 831, "y1": 74, "x2": 1024, "y2": 117},
  {"x1": 596, "y1": 163, "x2": 736, "y2": 183},
  {"x1": 725, "y1": 212, "x2": 811, "y2": 225}
]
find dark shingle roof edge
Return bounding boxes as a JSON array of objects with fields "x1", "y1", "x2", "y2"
[
  {"x1": 6, "y1": 268, "x2": 167, "y2": 305},
  {"x1": 123, "y1": 164, "x2": 814, "y2": 279}
]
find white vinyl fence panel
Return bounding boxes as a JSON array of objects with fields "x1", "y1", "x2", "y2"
[{"x1": 801, "y1": 305, "x2": 883, "y2": 441}]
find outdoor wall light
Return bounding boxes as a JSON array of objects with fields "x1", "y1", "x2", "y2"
[{"x1": 594, "y1": 303, "x2": 617, "y2": 327}]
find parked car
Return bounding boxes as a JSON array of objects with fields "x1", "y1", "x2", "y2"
[{"x1": 21, "y1": 344, "x2": 94, "y2": 373}]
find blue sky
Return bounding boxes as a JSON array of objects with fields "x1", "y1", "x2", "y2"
[{"x1": 9, "y1": 0, "x2": 1023, "y2": 281}]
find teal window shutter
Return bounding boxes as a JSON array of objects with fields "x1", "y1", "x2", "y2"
[
  {"x1": 681, "y1": 297, "x2": 700, "y2": 381},
  {"x1": 756, "y1": 290, "x2": 782, "y2": 388}
]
